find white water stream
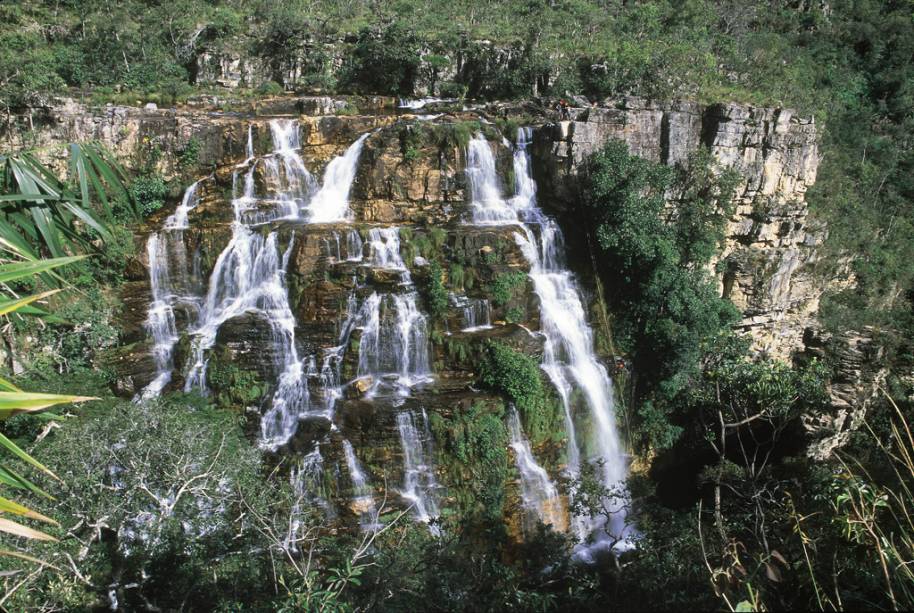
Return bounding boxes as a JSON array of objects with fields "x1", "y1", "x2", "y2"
[
  {"x1": 397, "y1": 410, "x2": 441, "y2": 534},
  {"x1": 140, "y1": 119, "x2": 369, "y2": 452},
  {"x1": 508, "y1": 407, "x2": 564, "y2": 533},
  {"x1": 466, "y1": 130, "x2": 631, "y2": 550}
]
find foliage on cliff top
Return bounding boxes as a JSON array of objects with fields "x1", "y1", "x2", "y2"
[{"x1": 0, "y1": 1, "x2": 902, "y2": 110}]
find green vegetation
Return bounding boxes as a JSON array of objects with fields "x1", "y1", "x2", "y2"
[
  {"x1": 128, "y1": 173, "x2": 167, "y2": 217},
  {"x1": 0, "y1": 255, "x2": 96, "y2": 549},
  {"x1": 429, "y1": 402, "x2": 509, "y2": 523},
  {"x1": 341, "y1": 23, "x2": 421, "y2": 95},
  {"x1": 581, "y1": 140, "x2": 740, "y2": 452},
  {"x1": 0, "y1": 137, "x2": 135, "y2": 561},
  {"x1": 1, "y1": 396, "x2": 281, "y2": 611},
  {"x1": 490, "y1": 271, "x2": 526, "y2": 307},
  {"x1": 573, "y1": 128, "x2": 914, "y2": 610},
  {"x1": 479, "y1": 341, "x2": 560, "y2": 447},
  {"x1": 1, "y1": 144, "x2": 139, "y2": 262},
  {"x1": 422, "y1": 260, "x2": 449, "y2": 320},
  {"x1": 205, "y1": 354, "x2": 265, "y2": 410},
  {"x1": 0, "y1": 0, "x2": 904, "y2": 108},
  {"x1": 177, "y1": 136, "x2": 201, "y2": 169},
  {"x1": 1, "y1": 1, "x2": 912, "y2": 611}
]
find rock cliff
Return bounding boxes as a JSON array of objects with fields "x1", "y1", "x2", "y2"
[
  {"x1": 8, "y1": 95, "x2": 866, "y2": 507},
  {"x1": 6, "y1": 94, "x2": 825, "y2": 363},
  {"x1": 533, "y1": 97, "x2": 823, "y2": 360}
]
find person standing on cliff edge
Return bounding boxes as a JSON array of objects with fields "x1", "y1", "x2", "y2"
[{"x1": 559, "y1": 99, "x2": 570, "y2": 120}]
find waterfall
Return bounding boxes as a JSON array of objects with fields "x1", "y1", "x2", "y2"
[
  {"x1": 267, "y1": 119, "x2": 317, "y2": 219},
  {"x1": 366, "y1": 227, "x2": 411, "y2": 283},
  {"x1": 163, "y1": 180, "x2": 201, "y2": 230},
  {"x1": 396, "y1": 410, "x2": 441, "y2": 534},
  {"x1": 306, "y1": 133, "x2": 369, "y2": 222},
  {"x1": 466, "y1": 134, "x2": 518, "y2": 225},
  {"x1": 137, "y1": 233, "x2": 181, "y2": 400},
  {"x1": 353, "y1": 292, "x2": 432, "y2": 397},
  {"x1": 343, "y1": 439, "x2": 379, "y2": 530},
  {"x1": 465, "y1": 128, "x2": 631, "y2": 549},
  {"x1": 508, "y1": 407, "x2": 564, "y2": 533},
  {"x1": 346, "y1": 229, "x2": 364, "y2": 261},
  {"x1": 136, "y1": 182, "x2": 202, "y2": 400},
  {"x1": 132, "y1": 121, "x2": 369, "y2": 449},
  {"x1": 287, "y1": 447, "x2": 333, "y2": 551},
  {"x1": 461, "y1": 297, "x2": 492, "y2": 332}
]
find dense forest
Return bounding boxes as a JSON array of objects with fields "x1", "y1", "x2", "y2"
[{"x1": 0, "y1": 1, "x2": 912, "y2": 611}]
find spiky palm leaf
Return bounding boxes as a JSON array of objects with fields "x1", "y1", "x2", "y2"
[
  {"x1": 0, "y1": 144, "x2": 125, "y2": 551},
  {"x1": 0, "y1": 255, "x2": 96, "y2": 545},
  {"x1": 0, "y1": 142, "x2": 140, "y2": 270}
]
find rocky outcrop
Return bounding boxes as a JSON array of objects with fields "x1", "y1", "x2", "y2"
[
  {"x1": 533, "y1": 97, "x2": 823, "y2": 360},
  {"x1": 1, "y1": 96, "x2": 396, "y2": 178},
  {"x1": 801, "y1": 326, "x2": 889, "y2": 459}
]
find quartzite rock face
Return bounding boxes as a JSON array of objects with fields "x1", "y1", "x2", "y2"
[
  {"x1": 14, "y1": 96, "x2": 865, "y2": 467},
  {"x1": 8, "y1": 95, "x2": 828, "y2": 364},
  {"x1": 533, "y1": 97, "x2": 823, "y2": 361}
]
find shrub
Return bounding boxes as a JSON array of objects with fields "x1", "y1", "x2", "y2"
[
  {"x1": 478, "y1": 341, "x2": 558, "y2": 446},
  {"x1": 256, "y1": 80, "x2": 285, "y2": 96},
  {"x1": 129, "y1": 173, "x2": 168, "y2": 217},
  {"x1": 429, "y1": 402, "x2": 508, "y2": 522},
  {"x1": 178, "y1": 136, "x2": 201, "y2": 169},
  {"x1": 340, "y1": 23, "x2": 421, "y2": 95},
  {"x1": 581, "y1": 139, "x2": 740, "y2": 452},
  {"x1": 6, "y1": 397, "x2": 280, "y2": 611},
  {"x1": 205, "y1": 354, "x2": 266, "y2": 409},
  {"x1": 423, "y1": 261, "x2": 448, "y2": 319},
  {"x1": 491, "y1": 271, "x2": 526, "y2": 306},
  {"x1": 438, "y1": 81, "x2": 467, "y2": 98}
]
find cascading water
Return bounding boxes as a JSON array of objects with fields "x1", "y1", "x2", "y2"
[
  {"x1": 306, "y1": 133, "x2": 369, "y2": 222},
  {"x1": 465, "y1": 128, "x2": 632, "y2": 550},
  {"x1": 353, "y1": 292, "x2": 432, "y2": 397},
  {"x1": 138, "y1": 119, "x2": 369, "y2": 452},
  {"x1": 287, "y1": 446, "x2": 333, "y2": 551},
  {"x1": 267, "y1": 119, "x2": 317, "y2": 219},
  {"x1": 343, "y1": 439, "x2": 379, "y2": 530},
  {"x1": 466, "y1": 135, "x2": 517, "y2": 225},
  {"x1": 164, "y1": 179, "x2": 202, "y2": 230},
  {"x1": 461, "y1": 297, "x2": 492, "y2": 332},
  {"x1": 137, "y1": 182, "x2": 202, "y2": 400},
  {"x1": 366, "y1": 227, "x2": 411, "y2": 283},
  {"x1": 138, "y1": 116, "x2": 629, "y2": 547},
  {"x1": 508, "y1": 407, "x2": 564, "y2": 533},
  {"x1": 138, "y1": 234, "x2": 181, "y2": 400},
  {"x1": 396, "y1": 410, "x2": 441, "y2": 534},
  {"x1": 346, "y1": 229, "x2": 364, "y2": 261}
]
